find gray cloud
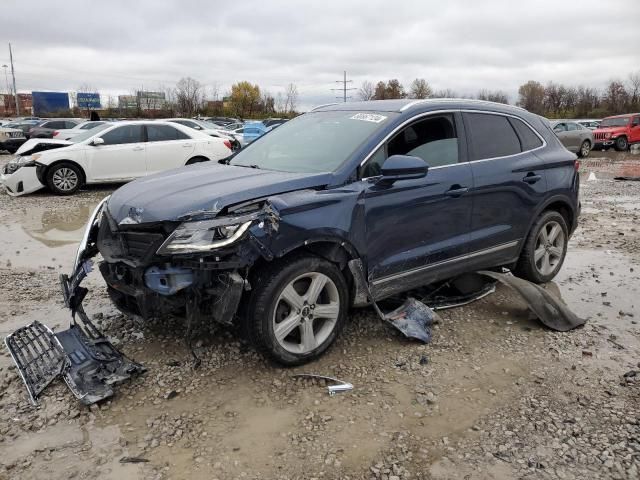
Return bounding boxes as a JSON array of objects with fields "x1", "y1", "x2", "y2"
[{"x1": 3, "y1": 0, "x2": 638, "y2": 110}]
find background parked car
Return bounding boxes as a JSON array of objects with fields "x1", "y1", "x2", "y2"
[
  {"x1": 592, "y1": 113, "x2": 640, "y2": 151},
  {"x1": 230, "y1": 123, "x2": 268, "y2": 147},
  {"x1": 165, "y1": 118, "x2": 241, "y2": 150},
  {"x1": 28, "y1": 119, "x2": 81, "y2": 139},
  {"x1": 1, "y1": 121, "x2": 232, "y2": 196},
  {"x1": 550, "y1": 120, "x2": 593, "y2": 157},
  {"x1": 261, "y1": 118, "x2": 288, "y2": 128},
  {"x1": 204, "y1": 116, "x2": 240, "y2": 126},
  {"x1": 52, "y1": 121, "x2": 111, "y2": 140},
  {"x1": 576, "y1": 119, "x2": 600, "y2": 130},
  {"x1": 0, "y1": 125, "x2": 27, "y2": 153}
]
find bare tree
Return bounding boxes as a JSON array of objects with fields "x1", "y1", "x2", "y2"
[
  {"x1": 284, "y1": 83, "x2": 298, "y2": 114},
  {"x1": 517, "y1": 80, "x2": 545, "y2": 114},
  {"x1": 628, "y1": 71, "x2": 640, "y2": 110},
  {"x1": 409, "y1": 78, "x2": 432, "y2": 99},
  {"x1": 275, "y1": 92, "x2": 286, "y2": 114},
  {"x1": 476, "y1": 89, "x2": 509, "y2": 104},
  {"x1": 175, "y1": 77, "x2": 204, "y2": 117},
  {"x1": 431, "y1": 88, "x2": 458, "y2": 98},
  {"x1": 358, "y1": 81, "x2": 375, "y2": 101}
]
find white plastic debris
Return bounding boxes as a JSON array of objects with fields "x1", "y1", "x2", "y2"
[{"x1": 587, "y1": 172, "x2": 598, "y2": 181}]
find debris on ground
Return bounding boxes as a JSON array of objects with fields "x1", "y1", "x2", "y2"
[{"x1": 292, "y1": 374, "x2": 354, "y2": 396}]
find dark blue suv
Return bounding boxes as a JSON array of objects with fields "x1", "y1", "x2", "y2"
[{"x1": 85, "y1": 99, "x2": 579, "y2": 365}]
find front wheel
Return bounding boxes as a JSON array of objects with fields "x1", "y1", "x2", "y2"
[
  {"x1": 614, "y1": 136, "x2": 628, "y2": 151},
  {"x1": 515, "y1": 211, "x2": 569, "y2": 283},
  {"x1": 46, "y1": 162, "x2": 83, "y2": 195},
  {"x1": 578, "y1": 140, "x2": 591, "y2": 158},
  {"x1": 244, "y1": 254, "x2": 348, "y2": 366}
]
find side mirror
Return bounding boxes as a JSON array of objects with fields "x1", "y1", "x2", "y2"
[
  {"x1": 378, "y1": 155, "x2": 428, "y2": 184},
  {"x1": 91, "y1": 137, "x2": 105, "y2": 146}
]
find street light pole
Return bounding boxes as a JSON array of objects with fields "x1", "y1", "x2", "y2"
[
  {"x1": 9, "y1": 43, "x2": 19, "y2": 116},
  {"x1": 1, "y1": 65, "x2": 9, "y2": 96}
]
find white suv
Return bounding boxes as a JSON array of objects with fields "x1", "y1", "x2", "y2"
[{"x1": 1, "y1": 121, "x2": 232, "y2": 196}]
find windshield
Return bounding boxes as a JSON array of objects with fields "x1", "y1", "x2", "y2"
[
  {"x1": 230, "y1": 110, "x2": 396, "y2": 173},
  {"x1": 71, "y1": 123, "x2": 112, "y2": 143},
  {"x1": 600, "y1": 117, "x2": 630, "y2": 127}
]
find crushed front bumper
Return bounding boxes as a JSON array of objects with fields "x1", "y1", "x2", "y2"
[{"x1": 1, "y1": 164, "x2": 45, "y2": 196}]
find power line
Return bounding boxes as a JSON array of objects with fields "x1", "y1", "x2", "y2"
[{"x1": 331, "y1": 70, "x2": 356, "y2": 102}]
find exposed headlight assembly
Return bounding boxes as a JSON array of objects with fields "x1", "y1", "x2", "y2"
[{"x1": 157, "y1": 219, "x2": 253, "y2": 254}]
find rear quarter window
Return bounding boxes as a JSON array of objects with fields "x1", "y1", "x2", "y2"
[
  {"x1": 464, "y1": 113, "x2": 521, "y2": 160},
  {"x1": 508, "y1": 117, "x2": 543, "y2": 151}
]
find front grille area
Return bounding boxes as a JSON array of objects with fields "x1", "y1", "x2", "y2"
[
  {"x1": 97, "y1": 213, "x2": 167, "y2": 266},
  {"x1": 9, "y1": 131, "x2": 24, "y2": 138},
  {"x1": 594, "y1": 132, "x2": 609, "y2": 141}
]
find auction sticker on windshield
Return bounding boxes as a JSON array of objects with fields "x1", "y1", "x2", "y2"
[{"x1": 350, "y1": 113, "x2": 387, "y2": 123}]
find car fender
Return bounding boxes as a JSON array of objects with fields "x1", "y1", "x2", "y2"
[{"x1": 519, "y1": 193, "x2": 578, "y2": 252}]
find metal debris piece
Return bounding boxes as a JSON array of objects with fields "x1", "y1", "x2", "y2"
[
  {"x1": 4, "y1": 321, "x2": 65, "y2": 405},
  {"x1": 478, "y1": 270, "x2": 586, "y2": 332},
  {"x1": 348, "y1": 259, "x2": 438, "y2": 343},
  {"x1": 119, "y1": 456, "x2": 150, "y2": 464},
  {"x1": 292, "y1": 374, "x2": 354, "y2": 396}
]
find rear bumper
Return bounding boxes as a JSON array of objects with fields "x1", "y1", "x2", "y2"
[{"x1": 0, "y1": 165, "x2": 46, "y2": 196}]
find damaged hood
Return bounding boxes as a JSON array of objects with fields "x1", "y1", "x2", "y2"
[
  {"x1": 16, "y1": 138, "x2": 72, "y2": 156},
  {"x1": 107, "y1": 163, "x2": 333, "y2": 223}
]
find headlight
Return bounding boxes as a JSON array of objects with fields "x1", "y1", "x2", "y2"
[
  {"x1": 5, "y1": 156, "x2": 35, "y2": 174},
  {"x1": 157, "y1": 219, "x2": 253, "y2": 254}
]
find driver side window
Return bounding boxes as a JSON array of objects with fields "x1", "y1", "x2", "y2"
[{"x1": 361, "y1": 113, "x2": 459, "y2": 178}]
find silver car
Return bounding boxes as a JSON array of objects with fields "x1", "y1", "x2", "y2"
[{"x1": 550, "y1": 120, "x2": 593, "y2": 158}]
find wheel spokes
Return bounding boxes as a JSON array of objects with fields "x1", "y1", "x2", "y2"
[
  {"x1": 281, "y1": 284, "x2": 304, "y2": 310},
  {"x1": 274, "y1": 312, "x2": 302, "y2": 343},
  {"x1": 300, "y1": 320, "x2": 316, "y2": 351},
  {"x1": 548, "y1": 224, "x2": 561, "y2": 243},
  {"x1": 534, "y1": 246, "x2": 546, "y2": 262},
  {"x1": 313, "y1": 301, "x2": 339, "y2": 320},
  {"x1": 306, "y1": 274, "x2": 327, "y2": 304}
]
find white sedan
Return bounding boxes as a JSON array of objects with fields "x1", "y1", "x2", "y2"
[
  {"x1": 52, "y1": 120, "x2": 111, "y2": 140},
  {"x1": 1, "y1": 121, "x2": 232, "y2": 196}
]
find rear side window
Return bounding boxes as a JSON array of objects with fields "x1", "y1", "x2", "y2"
[
  {"x1": 146, "y1": 124, "x2": 191, "y2": 142},
  {"x1": 465, "y1": 113, "x2": 521, "y2": 160},
  {"x1": 509, "y1": 117, "x2": 543, "y2": 151},
  {"x1": 45, "y1": 121, "x2": 66, "y2": 129},
  {"x1": 65, "y1": 121, "x2": 78, "y2": 129},
  {"x1": 100, "y1": 125, "x2": 144, "y2": 145}
]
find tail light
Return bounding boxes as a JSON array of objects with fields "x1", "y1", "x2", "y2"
[
  {"x1": 574, "y1": 159, "x2": 580, "y2": 171},
  {"x1": 53, "y1": 131, "x2": 59, "y2": 137},
  {"x1": 223, "y1": 139, "x2": 232, "y2": 150}
]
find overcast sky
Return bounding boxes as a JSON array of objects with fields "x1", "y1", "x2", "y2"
[{"x1": 2, "y1": 0, "x2": 638, "y2": 110}]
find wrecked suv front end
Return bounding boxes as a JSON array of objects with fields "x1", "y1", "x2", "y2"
[{"x1": 94, "y1": 197, "x2": 280, "y2": 328}]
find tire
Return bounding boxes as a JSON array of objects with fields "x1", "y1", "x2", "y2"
[
  {"x1": 577, "y1": 140, "x2": 591, "y2": 158},
  {"x1": 515, "y1": 211, "x2": 569, "y2": 283},
  {"x1": 614, "y1": 136, "x2": 628, "y2": 152},
  {"x1": 46, "y1": 162, "x2": 83, "y2": 195},
  {"x1": 185, "y1": 156, "x2": 209, "y2": 165},
  {"x1": 243, "y1": 253, "x2": 349, "y2": 366}
]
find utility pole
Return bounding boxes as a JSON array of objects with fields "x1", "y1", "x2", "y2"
[
  {"x1": 2, "y1": 65, "x2": 9, "y2": 96},
  {"x1": 9, "y1": 43, "x2": 19, "y2": 116},
  {"x1": 331, "y1": 70, "x2": 356, "y2": 102}
]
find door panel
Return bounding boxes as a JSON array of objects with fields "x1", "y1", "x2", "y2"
[
  {"x1": 145, "y1": 124, "x2": 195, "y2": 174},
  {"x1": 365, "y1": 163, "x2": 474, "y2": 295},
  {"x1": 85, "y1": 125, "x2": 146, "y2": 181},
  {"x1": 362, "y1": 112, "x2": 474, "y2": 296}
]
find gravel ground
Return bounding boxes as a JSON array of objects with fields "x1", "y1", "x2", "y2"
[{"x1": 0, "y1": 152, "x2": 638, "y2": 479}]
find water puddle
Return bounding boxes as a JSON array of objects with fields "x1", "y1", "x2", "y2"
[{"x1": 0, "y1": 198, "x2": 101, "y2": 270}]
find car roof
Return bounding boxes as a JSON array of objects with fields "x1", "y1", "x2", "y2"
[
  {"x1": 312, "y1": 98, "x2": 528, "y2": 115},
  {"x1": 603, "y1": 113, "x2": 639, "y2": 119}
]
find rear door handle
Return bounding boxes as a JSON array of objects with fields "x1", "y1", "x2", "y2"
[
  {"x1": 182, "y1": 144, "x2": 193, "y2": 148},
  {"x1": 132, "y1": 146, "x2": 144, "y2": 151},
  {"x1": 523, "y1": 174, "x2": 542, "y2": 184},
  {"x1": 445, "y1": 185, "x2": 469, "y2": 197}
]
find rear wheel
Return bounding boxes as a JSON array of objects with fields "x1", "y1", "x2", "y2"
[
  {"x1": 243, "y1": 254, "x2": 348, "y2": 366},
  {"x1": 46, "y1": 162, "x2": 83, "y2": 195},
  {"x1": 515, "y1": 211, "x2": 569, "y2": 283},
  {"x1": 614, "y1": 136, "x2": 628, "y2": 151},
  {"x1": 578, "y1": 140, "x2": 591, "y2": 158}
]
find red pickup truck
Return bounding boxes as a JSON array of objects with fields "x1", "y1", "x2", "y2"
[{"x1": 593, "y1": 113, "x2": 640, "y2": 151}]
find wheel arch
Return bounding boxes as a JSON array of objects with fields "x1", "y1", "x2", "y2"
[
  {"x1": 185, "y1": 155, "x2": 210, "y2": 165},
  {"x1": 521, "y1": 195, "x2": 576, "y2": 255},
  {"x1": 38, "y1": 159, "x2": 87, "y2": 185}
]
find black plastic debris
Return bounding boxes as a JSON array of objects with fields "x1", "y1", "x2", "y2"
[
  {"x1": 478, "y1": 270, "x2": 586, "y2": 332},
  {"x1": 614, "y1": 176, "x2": 640, "y2": 181},
  {"x1": 4, "y1": 321, "x2": 65, "y2": 405},
  {"x1": 381, "y1": 298, "x2": 437, "y2": 343}
]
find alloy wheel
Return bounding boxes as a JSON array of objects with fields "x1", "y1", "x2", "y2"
[
  {"x1": 580, "y1": 141, "x2": 590, "y2": 157},
  {"x1": 272, "y1": 272, "x2": 340, "y2": 354},
  {"x1": 534, "y1": 220, "x2": 565, "y2": 276},
  {"x1": 52, "y1": 167, "x2": 78, "y2": 192}
]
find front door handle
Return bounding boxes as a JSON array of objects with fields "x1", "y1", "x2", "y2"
[
  {"x1": 182, "y1": 144, "x2": 193, "y2": 148},
  {"x1": 445, "y1": 185, "x2": 469, "y2": 197},
  {"x1": 523, "y1": 173, "x2": 542, "y2": 184},
  {"x1": 132, "y1": 146, "x2": 144, "y2": 151}
]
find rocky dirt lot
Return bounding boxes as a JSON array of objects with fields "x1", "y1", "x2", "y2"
[{"x1": 0, "y1": 152, "x2": 638, "y2": 480}]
